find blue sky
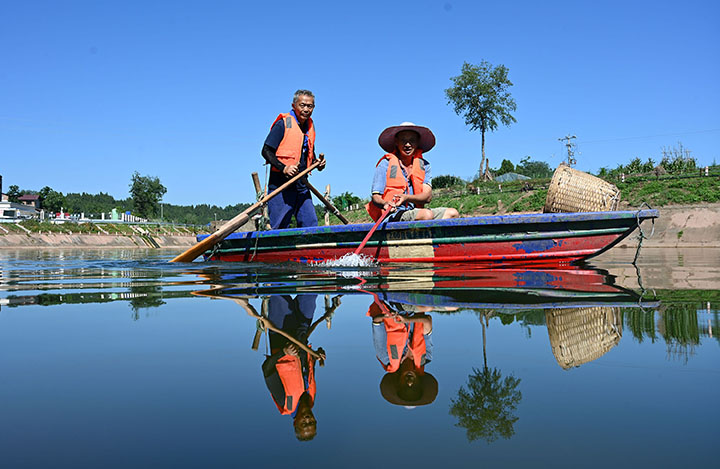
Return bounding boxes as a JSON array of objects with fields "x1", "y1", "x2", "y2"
[{"x1": 2, "y1": 0, "x2": 718, "y2": 207}]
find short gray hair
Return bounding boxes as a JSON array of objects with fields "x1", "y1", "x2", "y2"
[{"x1": 293, "y1": 89, "x2": 315, "y2": 103}]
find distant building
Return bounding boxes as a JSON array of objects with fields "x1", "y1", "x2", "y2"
[
  {"x1": 494, "y1": 172, "x2": 531, "y2": 183},
  {"x1": 0, "y1": 200, "x2": 38, "y2": 219},
  {"x1": 18, "y1": 194, "x2": 40, "y2": 209},
  {"x1": 0, "y1": 174, "x2": 39, "y2": 219}
]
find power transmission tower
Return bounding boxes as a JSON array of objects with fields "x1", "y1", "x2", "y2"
[{"x1": 558, "y1": 135, "x2": 577, "y2": 166}]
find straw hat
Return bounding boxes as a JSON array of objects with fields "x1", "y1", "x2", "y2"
[
  {"x1": 378, "y1": 122, "x2": 436, "y2": 153},
  {"x1": 380, "y1": 371, "x2": 438, "y2": 406}
]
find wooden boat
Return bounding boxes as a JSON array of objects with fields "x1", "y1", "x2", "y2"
[{"x1": 198, "y1": 209, "x2": 658, "y2": 265}]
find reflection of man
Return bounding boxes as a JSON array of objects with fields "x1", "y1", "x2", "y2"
[
  {"x1": 261, "y1": 294, "x2": 320, "y2": 440},
  {"x1": 367, "y1": 297, "x2": 438, "y2": 406}
]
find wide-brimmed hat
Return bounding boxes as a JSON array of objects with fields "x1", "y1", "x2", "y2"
[
  {"x1": 378, "y1": 122, "x2": 436, "y2": 153},
  {"x1": 380, "y1": 371, "x2": 438, "y2": 406}
]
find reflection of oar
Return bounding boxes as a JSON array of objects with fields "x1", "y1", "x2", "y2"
[
  {"x1": 353, "y1": 205, "x2": 393, "y2": 256},
  {"x1": 192, "y1": 290, "x2": 326, "y2": 362},
  {"x1": 170, "y1": 158, "x2": 323, "y2": 263},
  {"x1": 233, "y1": 297, "x2": 326, "y2": 364}
]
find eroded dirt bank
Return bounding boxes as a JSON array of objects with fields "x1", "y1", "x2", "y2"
[{"x1": 616, "y1": 203, "x2": 720, "y2": 248}]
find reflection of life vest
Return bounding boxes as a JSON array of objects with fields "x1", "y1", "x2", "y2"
[
  {"x1": 270, "y1": 113, "x2": 315, "y2": 172},
  {"x1": 365, "y1": 152, "x2": 426, "y2": 221},
  {"x1": 272, "y1": 350, "x2": 316, "y2": 415},
  {"x1": 367, "y1": 302, "x2": 428, "y2": 373}
]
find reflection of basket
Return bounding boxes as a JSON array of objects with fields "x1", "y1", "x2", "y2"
[
  {"x1": 546, "y1": 307, "x2": 622, "y2": 369},
  {"x1": 544, "y1": 164, "x2": 620, "y2": 213}
]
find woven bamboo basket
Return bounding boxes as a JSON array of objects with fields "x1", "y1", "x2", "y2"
[
  {"x1": 544, "y1": 164, "x2": 620, "y2": 213},
  {"x1": 545, "y1": 307, "x2": 622, "y2": 369}
]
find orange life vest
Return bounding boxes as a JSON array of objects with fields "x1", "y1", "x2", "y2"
[
  {"x1": 367, "y1": 302, "x2": 428, "y2": 373},
  {"x1": 270, "y1": 113, "x2": 315, "y2": 172},
  {"x1": 365, "y1": 152, "x2": 426, "y2": 221},
  {"x1": 272, "y1": 350, "x2": 316, "y2": 415}
]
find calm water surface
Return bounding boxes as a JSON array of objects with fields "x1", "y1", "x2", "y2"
[{"x1": 1, "y1": 248, "x2": 718, "y2": 468}]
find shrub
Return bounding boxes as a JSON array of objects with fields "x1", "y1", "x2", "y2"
[{"x1": 433, "y1": 175, "x2": 465, "y2": 189}]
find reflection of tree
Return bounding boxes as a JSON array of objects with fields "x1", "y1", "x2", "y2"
[
  {"x1": 450, "y1": 366, "x2": 521, "y2": 442},
  {"x1": 128, "y1": 285, "x2": 166, "y2": 318},
  {"x1": 450, "y1": 312, "x2": 522, "y2": 443}
]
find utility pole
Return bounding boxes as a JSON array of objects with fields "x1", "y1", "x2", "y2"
[{"x1": 558, "y1": 135, "x2": 577, "y2": 166}]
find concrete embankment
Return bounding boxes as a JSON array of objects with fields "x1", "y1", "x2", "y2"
[{"x1": 0, "y1": 232, "x2": 196, "y2": 248}]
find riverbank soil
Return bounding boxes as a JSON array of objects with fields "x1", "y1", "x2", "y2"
[{"x1": 615, "y1": 203, "x2": 720, "y2": 248}]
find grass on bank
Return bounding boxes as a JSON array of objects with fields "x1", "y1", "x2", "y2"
[{"x1": 321, "y1": 173, "x2": 720, "y2": 225}]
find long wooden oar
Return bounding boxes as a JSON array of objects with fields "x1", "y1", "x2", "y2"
[
  {"x1": 171, "y1": 159, "x2": 323, "y2": 263},
  {"x1": 352, "y1": 205, "x2": 393, "y2": 256},
  {"x1": 304, "y1": 180, "x2": 349, "y2": 225}
]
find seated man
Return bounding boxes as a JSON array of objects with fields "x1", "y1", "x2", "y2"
[{"x1": 367, "y1": 122, "x2": 459, "y2": 222}]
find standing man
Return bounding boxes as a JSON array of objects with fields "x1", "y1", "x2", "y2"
[
  {"x1": 366, "y1": 122, "x2": 459, "y2": 222},
  {"x1": 262, "y1": 89, "x2": 326, "y2": 229}
]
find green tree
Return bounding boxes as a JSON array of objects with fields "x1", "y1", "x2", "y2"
[
  {"x1": 445, "y1": 61, "x2": 517, "y2": 180},
  {"x1": 432, "y1": 175, "x2": 465, "y2": 189},
  {"x1": 332, "y1": 191, "x2": 362, "y2": 210},
  {"x1": 516, "y1": 157, "x2": 553, "y2": 179},
  {"x1": 38, "y1": 186, "x2": 53, "y2": 206},
  {"x1": 129, "y1": 172, "x2": 167, "y2": 219},
  {"x1": 7, "y1": 185, "x2": 21, "y2": 203},
  {"x1": 43, "y1": 190, "x2": 65, "y2": 213},
  {"x1": 497, "y1": 159, "x2": 515, "y2": 176}
]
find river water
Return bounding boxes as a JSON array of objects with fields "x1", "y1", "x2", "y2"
[{"x1": 0, "y1": 247, "x2": 718, "y2": 468}]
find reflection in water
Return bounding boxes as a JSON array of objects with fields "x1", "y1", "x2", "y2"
[
  {"x1": 450, "y1": 310, "x2": 522, "y2": 443},
  {"x1": 545, "y1": 307, "x2": 622, "y2": 369},
  {"x1": 368, "y1": 295, "x2": 438, "y2": 407},
  {"x1": 259, "y1": 295, "x2": 321, "y2": 441},
  {"x1": 450, "y1": 367, "x2": 522, "y2": 443},
  {"x1": 0, "y1": 249, "x2": 718, "y2": 462},
  {"x1": 195, "y1": 292, "x2": 341, "y2": 441}
]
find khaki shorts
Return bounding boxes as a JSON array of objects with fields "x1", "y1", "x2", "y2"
[{"x1": 398, "y1": 207, "x2": 448, "y2": 222}]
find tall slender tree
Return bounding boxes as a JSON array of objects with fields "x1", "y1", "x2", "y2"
[{"x1": 445, "y1": 61, "x2": 517, "y2": 181}]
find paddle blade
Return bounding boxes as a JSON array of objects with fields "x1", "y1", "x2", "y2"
[
  {"x1": 170, "y1": 211, "x2": 252, "y2": 262},
  {"x1": 170, "y1": 231, "x2": 222, "y2": 263}
]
